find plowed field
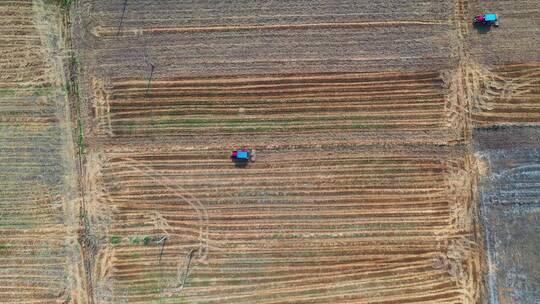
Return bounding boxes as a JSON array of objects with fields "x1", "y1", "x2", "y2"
[
  {"x1": 75, "y1": 0, "x2": 453, "y2": 78},
  {"x1": 96, "y1": 71, "x2": 456, "y2": 141},
  {"x1": 89, "y1": 148, "x2": 480, "y2": 303}
]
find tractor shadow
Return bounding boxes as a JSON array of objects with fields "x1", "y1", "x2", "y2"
[
  {"x1": 473, "y1": 23, "x2": 493, "y2": 34},
  {"x1": 232, "y1": 158, "x2": 250, "y2": 168}
]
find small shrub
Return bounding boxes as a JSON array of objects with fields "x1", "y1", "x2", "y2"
[
  {"x1": 109, "y1": 236, "x2": 122, "y2": 245},
  {"x1": 56, "y1": 0, "x2": 74, "y2": 8},
  {"x1": 143, "y1": 236, "x2": 152, "y2": 245}
]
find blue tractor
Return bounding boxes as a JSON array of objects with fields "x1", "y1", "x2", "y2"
[
  {"x1": 231, "y1": 147, "x2": 256, "y2": 163},
  {"x1": 473, "y1": 13, "x2": 499, "y2": 26}
]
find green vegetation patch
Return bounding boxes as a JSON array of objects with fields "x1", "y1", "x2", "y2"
[
  {"x1": 143, "y1": 236, "x2": 152, "y2": 245},
  {"x1": 32, "y1": 85, "x2": 54, "y2": 96},
  {"x1": 129, "y1": 235, "x2": 153, "y2": 245},
  {"x1": 77, "y1": 119, "x2": 86, "y2": 154},
  {"x1": 131, "y1": 236, "x2": 141, "y2": 245},
  {"x1": 109, "y1": 235, "x2": 122, "y2": 245},
  {"x1": 52, "y1": 0, "x2": 74, "y2": 8},
  {"x1": 0, "y1": 88, "x2": 16, "y2": 96},
  {"x1": 149, "y1": 295, "x2": 188, "y2": 304},
  {"x1": 0, "y1": 244, "x2": 10, "y2": 255}
]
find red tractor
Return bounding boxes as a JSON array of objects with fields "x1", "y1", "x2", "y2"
[{"x1": 473, "y1": 13, "x2": 499, "y2": 26}]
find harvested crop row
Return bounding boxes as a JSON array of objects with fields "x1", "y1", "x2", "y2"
[
  {"x1": 94, "y1": 20, "x2": 448, "y2": 38},
  {"x1": 90, "y1": 148, "x2": 479, "y2": 303}
]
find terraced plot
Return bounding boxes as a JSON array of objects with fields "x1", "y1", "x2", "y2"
[
  {"x1": 89, "y1": 148, "x2": 481, "y2": 303},
  {"x1": 0, "y1": 1, "x2": 80, "y2": 303}
]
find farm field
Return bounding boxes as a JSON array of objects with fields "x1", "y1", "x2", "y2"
[
  {"x1": 71, "y1": 1, "x2": 486, "y2": 303},
  {"x1": 463, "y1": 0, "x2": 540, "y2": 302},
  {"x1": 0, "y1": 0, "x2": 538, "y2": 303},
  {"x1": 456, "y1": 0, "x2": 540, "y2": 127},
  {"x1": 462, "y1": 63, "x2": 540, "y2": 126},
  {"x1": 69, "y1": 0, "x2": 539, "y2": 303},
  {"x1": 475, "y1": 128, "x2": 540, "y2": 304},
  {"x1": 467, "y1": 0, "x2": 540, "y2": 66},
  {"x1": 87, "y1": 146, "x2": 480, "y2": 303},
  {"x1": 0, "y1": 0, "x2": 81, "y2": 303},
  {"x1": 94, "y1": 71, "x2": 460, "y2": 145},
  {"x1": 75, "y1": 0, "x2": 454, "y2": 78}
]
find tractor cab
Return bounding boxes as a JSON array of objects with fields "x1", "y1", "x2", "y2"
[
  {"x1": 231, "y1": 147, "x2": 255, "y2": 165},
  {"x1": 473, "y1": 13, "x2": 499, "y2": 26}
]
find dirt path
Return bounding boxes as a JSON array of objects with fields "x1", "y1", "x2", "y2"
[{"x1": 32, "y1": 1, "x2": 87, "y2": 302}]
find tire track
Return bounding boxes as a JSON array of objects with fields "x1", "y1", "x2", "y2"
[{"x1": 93, "y1": 20, "x2": 448, "y2": 37}]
